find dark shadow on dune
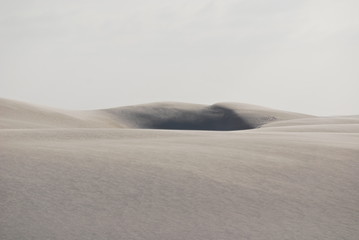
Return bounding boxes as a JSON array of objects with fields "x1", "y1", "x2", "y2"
[
  {"x1": 106, "y1": 104, "x2": 254, "y2": 131},
  {"x1": 147, "y1": 106, "x2": 253, "y2": 131}
]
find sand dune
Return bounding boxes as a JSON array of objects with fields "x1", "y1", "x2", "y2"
[
  {"x1": 99, "y1": 102, "x2": 311, "y2": 130},
  {"x1": 0, "y1": 98, "x2": 310, "y2": 130},
  {"x1": 1, "y1": 98, "x2": 358, "y2": 240}
]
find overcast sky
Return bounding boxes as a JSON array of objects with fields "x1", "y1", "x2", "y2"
[{"x1": 0, "y1": 0, "x2": 358, "y2": 115}]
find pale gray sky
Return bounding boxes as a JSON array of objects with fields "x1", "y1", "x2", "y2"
[{"x1": 1, "y1": 0, "x2": 358, "y2": 115}]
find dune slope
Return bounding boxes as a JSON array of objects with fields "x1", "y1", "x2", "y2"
[
  {"x1": 0, "y1": 98, "x2": 121, "y2": 129},
  {"x1": 1, "y1": 98, "x2": 358, "y2": 240}
]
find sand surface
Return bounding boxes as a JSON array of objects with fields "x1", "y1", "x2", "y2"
[{"x1": 1, "y1": 98, "x2": 358, "y2": 240}]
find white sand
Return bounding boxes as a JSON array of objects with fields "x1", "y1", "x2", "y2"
[{"x1": 1, "y1": 98, "x2": 358, "y2": 240}]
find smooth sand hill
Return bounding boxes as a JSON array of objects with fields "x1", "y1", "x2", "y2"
[
  {"x1": 1, "y1": 98, "x2": 358, "y2": 240},
  {"x1": 0, "y1": 98, "x2": 122, "y2": 129}
]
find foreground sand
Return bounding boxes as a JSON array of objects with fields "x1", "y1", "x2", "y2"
[{"x1": 1, "y1": 99, "x2": 358, "y2": 239}]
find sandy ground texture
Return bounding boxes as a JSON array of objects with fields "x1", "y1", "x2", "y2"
[{"x1": 1, "y1": 98, "x2": 359, "y2": 240}]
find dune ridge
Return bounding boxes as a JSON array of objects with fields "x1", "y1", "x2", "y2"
[{"x1": 0, "y1": 98, "x2": 310, "y2": 130}]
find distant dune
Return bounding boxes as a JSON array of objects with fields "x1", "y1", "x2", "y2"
[
  {"x1": 1, "y1": 98, "x2": 358, "y2": 240},
  {"x1": 0, "y1": 98, "x2": 310, "y2": 130}
]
